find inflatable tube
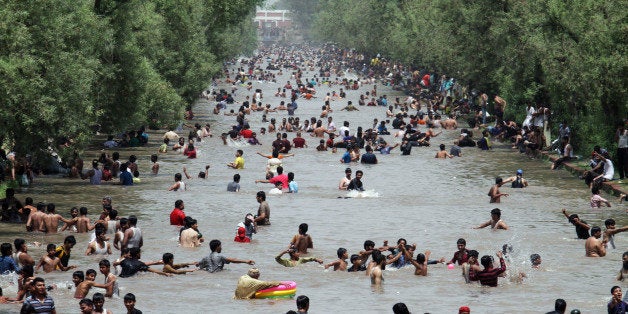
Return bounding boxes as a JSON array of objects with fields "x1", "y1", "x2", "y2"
[{"x1": 255, "y1": 281, "x2": 297, "y2": 299}]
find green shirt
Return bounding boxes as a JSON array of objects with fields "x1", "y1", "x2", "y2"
[{"x1": 275, "y1": 256, "x2": 317, "y2": 267}]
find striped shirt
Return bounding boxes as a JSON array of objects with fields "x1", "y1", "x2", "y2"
[{"x1": 24, "y1": 295, "x2": 55, "y2": 313}]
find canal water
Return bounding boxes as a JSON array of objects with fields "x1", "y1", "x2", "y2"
[{"x1": 0, "y1": 49, "x2": 625, "y2": 314}]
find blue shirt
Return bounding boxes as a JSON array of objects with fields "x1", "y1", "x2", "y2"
[
  {"x1": 24, "y1": 295, "x2": 55, "y2": 314},
  {"x1": 341, "y1": 151, "x2": 351, "y2": 163},
  {"x1": 0, "y1": 256, "x2": 19, "y2": 273},
  {"x1": 120, "y1": 171, "x2": 133, "y2": 186},
  {"x1": 289, "y1": 181, "x2": 298, "y2": 193}
]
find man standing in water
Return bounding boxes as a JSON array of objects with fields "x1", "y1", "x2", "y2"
[
  {"x1": 585, "y1": 226, "x2": 606, "y2": 257},
  {"x1": 562, "y1": 209, "x2": 590, "y2": 239},
  {"x1": 198, "y1": 240, "x2": 254, "y2": 272},
  {"x1": 488, "y1": 177, "x2": 508, "y2": 203},
  {"x1": 254, "y1": 191, "x2": 270, "y2": 226},
  {"x1": 474, "y1": 208, "x2": 509, "y2": 230}
]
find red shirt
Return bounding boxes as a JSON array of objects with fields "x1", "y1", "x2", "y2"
[
  {"x1": 269, "y1": 173, "x2": 289, "y2": 189},
  {"x1": 240, "y1": 129, "x2": 253, "y2": 138},
  {"x1": 292, "y1": 137, "x2": 306, "y2": 148},
  {"x1": 170, "y1": 208, "x2": 185, "y2": 226}
]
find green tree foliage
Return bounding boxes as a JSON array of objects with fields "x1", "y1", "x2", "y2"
[
  {"x1": 0, "y1": 0, "x2": 260, "y2": 167},
  {"x1": 311, "y1": 0, "x2": 627, "y2": 153}
]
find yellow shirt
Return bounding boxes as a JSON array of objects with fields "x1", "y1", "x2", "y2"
[
  {"x1": 234, "y1": 275, "x2": 281, "y2": 299},
  {"x1": 234, "y1": 156, "x2": 244, "y2": 169}
]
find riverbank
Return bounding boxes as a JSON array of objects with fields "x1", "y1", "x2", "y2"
[{"x1": 541, "y1": 151, "x2": 627, "y2": 199}]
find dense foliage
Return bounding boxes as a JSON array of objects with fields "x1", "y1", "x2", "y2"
[
  {"x1": 0, "y1": 0, "x2": 260, "y2": 164},
  {"x1": 310, "y1": 0, "x2": 627, "y2": 153}
]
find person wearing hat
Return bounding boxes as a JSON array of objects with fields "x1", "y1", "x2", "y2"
[
  {"x1": 503, "y1": 169, "x2": 528, "y2": 188},
  {"x1": 458, "y1": 305, "x2": 471, "y2": 314},
  {"x1": 234, "y1": 268, "x2": 281, "y2": 299}
]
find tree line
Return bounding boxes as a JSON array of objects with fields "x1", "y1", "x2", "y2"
[
  {"x1": 0, "y1": 0, "x2": 261, "y2": 166},
  {"x1": 297, "y1": 0, "x2": 626, "y2": 154}
]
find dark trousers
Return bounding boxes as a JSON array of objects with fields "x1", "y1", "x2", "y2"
[{"x1": 618, "y1": 147, "x2": 628, "y2": 179}]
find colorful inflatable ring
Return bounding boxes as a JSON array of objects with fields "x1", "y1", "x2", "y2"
[{"x1": 255, "y1": 281, "x2": 297, "y2": 299}]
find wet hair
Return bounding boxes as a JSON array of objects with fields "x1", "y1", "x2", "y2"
[
  {"x1": 86, "y1": 269, "x2": 97, "y2": 277},
  {"x1": 457, "y1": 238, "x2": 466, "y2": 245},
  {"x1": 416, "y1": 253, "x2": 426, "y2": 264},
  {"x1": 92, "y1": 292, "x2": 104, "y2": 302},
  {"x1": 99, "y1": 259, "x2": 110, "y2": 267},
  {"x1": 129, "y1": 155, "x2": 137, "y2": 163},
  {"x1": 128, "y1": 215, "x2": 138, "y2": 226},
  {"x1": 129, "y1": 248, "x2": 141, "y2": 258},
  {"x1": 236, "y1": 149, "x2": 243, "y2": 156},
  {"x1": 296, "y1": 295, "x2": 309, "y2": 310},
  {"x1": 554, "y1": 299, "x2": 567, "y2": 312},
  {"x1": 73, "y1": 270, "x2": 85, "y2": 281},
  {"x1": 337, "y1": 248, "x2": 347, "y2": 259},
  {"x1": 175, "y1": 199, "x2": 184, "y2": 208},
  {"x1": 612, "y1": 285, "x2": 621, "y2": 293},
  {"x1": 364, "y1": 240, "x2": 375, "y2": 249},
  {"x1": 530, "y1": 254, "x2": 541, "y2": 263},
  {"x1": 209, "y1": 239, "x2": 221, "y2": 252},
  {"x1": 109, "y1": 209, "x2": 118, "y2": 220},
  {"x1": 256, "y1": 191, "x2": 266, "y2": 200},
  {"x1": 468, "y1": 250, "x2": 479, "y2": 259},
  {"x1": 14, "y1": 238, "x2": 25, "y2": 252},
  {"x1": 397, "y1": 238, "x2": 407, "y2": 245},
  {"x1": 46, "y1": 244, "x2": 56, "y2": 252},
  {"x1": 298, "y1": 223, "x2": 308, "y2": 235},
  {"x1": 47, "y1": 203, "x2": 55, "y2": 213},
  {"x1": 0, "y1": 243, "x2": 12, "y2": 256},
  {"x1": 491, "y1": 208, "x2": 501, "y2": 217},
  {"x1": 495, "y1": 177, "x2": 503, "y2": 184},
  {"x1": 162, "y1": 253, "x2": 174, "y2": 264},
  {"x1": 350, "y1": 254, "x2": 361, "y2": 263},
  {"x1": 392, "y1": 302, "x2": 410, "y2": 314},
  {"x1": 592, "y1": 186, "x2": 600, "y2": 195},
  {"x1": 79, "y1": 207, "x2": 88, "y2": 215},
  {"x1": 233, "y1": 174, "x2": 241, "y2": 182},
  {"x1": 605, "y1": 218, "x2": 616, "y2": 227},
  {"x1": 591, "y1": 226, "x2": 602, "y2": 235},
  {"x1": 64, "y1": 235, "x2": 76, "y2": 245},
  {"x1": 151, "y1": 154, "x2": 158, "y2": 163},
  {"x1": 480, "y1": 255, "x2": 493, "y2": 268},
  {"x1": 80, "y1": 298, "x2": 93, "y2": 307},
  {"x1": 276, "y1": 166, "x2": 284, "y2": 175},
  {"x1": 502, "y1": 244, "x2": 513, "y2": 254},
  {"x1": 124, "y1": 293, "x2": 136, "y2": 302},
  {"x1": 174, "y1": 173, "x2": 182, "y2": 181},
  {"x1": 288, "y1": 172, "x2": 294, "y2": 181}
]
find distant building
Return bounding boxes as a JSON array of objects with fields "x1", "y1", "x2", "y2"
[{"x1": 254, "y1": 10, "x2": 292, "y2": 42}]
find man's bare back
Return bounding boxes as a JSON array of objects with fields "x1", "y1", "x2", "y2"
[{"x1": 585, "y1": 236, "x2": 606, "y2": 257}]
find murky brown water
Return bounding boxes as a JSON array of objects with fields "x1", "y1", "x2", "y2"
[{"x1": 0, "y1": 52, "x2": 626, "y2": 314}]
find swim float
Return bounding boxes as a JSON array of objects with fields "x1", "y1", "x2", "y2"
[{"x1": 255, "y1": 281, "x2": 297, "y2": 299}]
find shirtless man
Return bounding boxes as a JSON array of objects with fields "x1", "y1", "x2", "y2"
[
  {"x1": 441, "y1": 116, "x2": 458, "y2": 130},
  {"x1": 488, "y1": 177, "x2": 508, "y2": 203},
  {"x1": 339, "y1": 168, "x2": 352, "y2": 190},
  {"x1": 324, "y1": 248, "x2": 348, "y2": 271},
  {"x1": 474, "y1": 208, "x2": 509, "y2": 230},
  {"x1": 76, "y1": 207, "x2": 98, "y2": 233},
  {"x1": 42, "y1": 203, "x2": 74, "y2": 233},
  {"x1": 36, "y1": 243, "x2": 76, "y2": 273},
  {"x1": 585, "y1": 226, "x2": 606, "y2": 257},
  {"x1": 410, "y1": 250, "x2": 431, "y2": 276},
  {"x1": 290, "y1": 223, "x2": 313, "y2": 254},
  {"x1": 25, "y1": 201, "x2": 45, "y2": 232},
  {"x1": 435, "y1": 144, "x2": 453, "y2": 158},
  {"x1": 13, "y1": 238, "x2": 35, "y2": 268},
  {"x1": 312, "y1": 121, "x2": 329, "y2": 138},
  {"x1": 73, "y1": 269, "x2": 111, "y2": 299}
]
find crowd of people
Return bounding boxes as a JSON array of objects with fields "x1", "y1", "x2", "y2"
[{"x1": 0, "y1": 43, "x2": 626, "y2": 313}]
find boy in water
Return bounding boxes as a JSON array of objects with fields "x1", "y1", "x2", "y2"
[
  {"x1": 488, "y1": 177, "x2": 508, "y2": 203},
  {"x1": 73, "y1": 269, "x2": 111, "y2": 299},
  {"x1": 92, "y1": 292, "x2": 112, "y2": 314},
  {"x1": 324, "y1": 248, "x2": 348, "y2": 271},
  {"x1": 474, "y1": 208, "x2": 509, "y2": 230},
  {"x1": 530, "y1": 254, "x2": 542, "y2": 268},
  {"x1": 290, "y1": 223, "x2": 313, "y2": 254},
  {"x1": 161, "y1": 253, "x2": 196, "y2": 275},
  {"x1": 124, "y1": 293, "x2": 142, "y2": 314},
  {"x1": 98, "y1": 259, "x2": 118, "y2": 297},
  {"x1": 410, "y1": 250, "x2": 431, "y2": 276},
  {"x1": 36, "y1": 244, "x2": 76, "y2": 273}
]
